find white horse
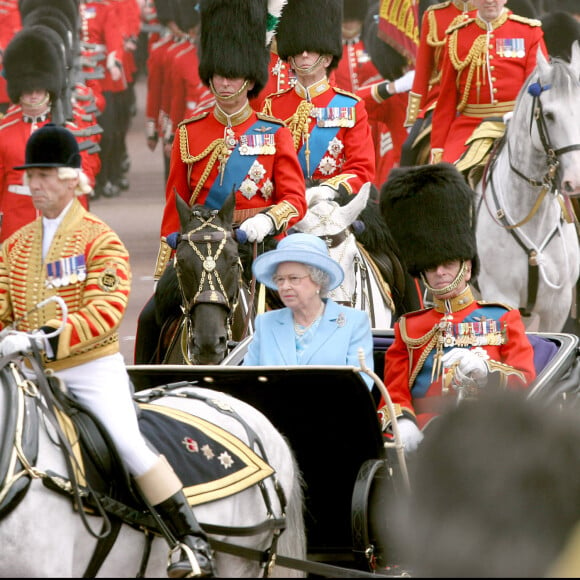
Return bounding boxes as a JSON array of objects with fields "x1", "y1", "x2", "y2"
[
  {"x1": 474, "y1": 44, "x2": 580, "y2": 332},
  {"x1": 0, "y1": 349, "x2": 306, "y2": 577},
  {"x1": 292, "y1": 183, "x2": 395, "y2": 329}
]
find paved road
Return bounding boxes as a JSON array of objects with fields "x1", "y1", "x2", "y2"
[{"x1": 90, "y1": 76, "x2": 164, "y2": 364}]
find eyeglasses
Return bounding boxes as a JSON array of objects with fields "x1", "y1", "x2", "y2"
[{"x1": 272, "y1": 274, "x2": 310, "y2": 287}]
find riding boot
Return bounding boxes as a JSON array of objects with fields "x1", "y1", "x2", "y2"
[
  {"x1": 134, "y1": 455, "x2": 216, "y2": 578},
  {"x1": 155, "y1": 491, "x2": 216, "y2": 578}
]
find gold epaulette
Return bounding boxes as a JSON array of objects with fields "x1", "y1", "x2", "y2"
[
  {"x1": 255, "y1": 112, "x2": 285, "y2": 126},
  {"x1": 177, "y1": 111, "x2": 210, "y2": 128},
  {"x1": 429, "y1": 2, "x2": 452, "y2": 11},
  {"x1": 333, "y1": 86, "x2": 361, "y2": 102},
  {"x1": 400, "y1": 307, "x2": 434, "y2": 320},
  {"x1": 446, "y1": 16, "x2": 474, "y2": 34},
  {"x1": 508, "y1": 14, "x2": 542, "y2": 27}
]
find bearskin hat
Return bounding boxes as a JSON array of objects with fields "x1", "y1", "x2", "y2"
[
  {"x1": 545, "y1": 0, "x2": 579, "y2": 15},
  {"x1": 343, "y1": 0, "x2": 368, "y2": 22},
  {"x1": 14, "y1": 124, "x2": 81, "y2": 170},
  {"x1": 198, "y1": 0, "x2": 270, "y2": 99},
  {"x1": 507, "y1": 0, "x2": 539, "y2": 18},
  {"x1": 19, "y1": 0, "x2": 79, "y2": 34},
  {"x1": 363, "y1": 1, "x2": 408, "y2": 81},
  {"x1": 275, "y1": 0, "x2": 343, "y2": 72},
  {"x1": 379, "y1": 163, "x2": 479, "y2": 278},
  {"x1": 3, "y1": 25, "x2": 66, "y2": 105},
  {"x1": 541, "y1": 11, "x2": 580, "y2": 62}
]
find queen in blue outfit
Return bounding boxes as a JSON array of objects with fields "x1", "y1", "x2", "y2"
[{"x1": 243, "y1": 233, "x2": 375, "y2": 389}]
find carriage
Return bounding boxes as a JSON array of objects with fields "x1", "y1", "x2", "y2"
[{"x1": 126, "y1": 325, "x2": 580, "y2": 577}]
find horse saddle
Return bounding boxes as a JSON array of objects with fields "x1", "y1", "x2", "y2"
[{"x1": 38, "y1": 376, "x2": 274, "y2": 528}]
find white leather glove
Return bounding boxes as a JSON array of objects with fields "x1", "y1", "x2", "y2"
[
  {"x1": 396, "y1": 418, "x2": 424, "y2": 453},
  {"x1": 442, "y1": 347, "x2": 489, "y2": 387},
  {"x1": 393, "y1": 70, "x2": 415, "y2": 94},
  {"x1": 239, "y1": 214, "x2": 274, "y2": 243},
  {"x1": 306, "y1": 184, "x2": 337, "y2": 206},
  {"x1": 0, "y1": 331, "x2": 46, "y2": 357}
]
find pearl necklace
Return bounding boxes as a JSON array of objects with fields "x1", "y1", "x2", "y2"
[{"x1": 293, "y1": 302, "x2": 325, "y2": 336}]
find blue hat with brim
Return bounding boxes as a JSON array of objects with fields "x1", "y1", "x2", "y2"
[{"x1": 252, "y1": 232, "x2": 345, "y2": 291}]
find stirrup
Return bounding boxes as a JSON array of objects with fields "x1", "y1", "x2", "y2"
[{"x1": 167, "y1": 543, "x2": 201, "y2": 578}]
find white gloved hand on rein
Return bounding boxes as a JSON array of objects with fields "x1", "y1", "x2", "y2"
[
  {"x1": 0, "y1": 331, "x2": 46, "y2": 357},
  {"x1": 393, "y1": 70, "x2": 415, "y2": 94},
  {"x1": 239, "y1": 213, "x2": 274, "y2": 243},
  {"x1": 396, "y1": 418, "x2": 424, "y2": 453},
  {"x1": 442, "y1": 347, "x2": 489, "y2": 387}
]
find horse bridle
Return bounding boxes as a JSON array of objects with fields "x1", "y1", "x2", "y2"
[{"x1": 173, "y1": 211, "x2": 241, "y2": 350}]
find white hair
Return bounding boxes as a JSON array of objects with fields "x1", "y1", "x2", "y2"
[{"x1": 23, "y1": 166, "x2": 94, "y2": 196}]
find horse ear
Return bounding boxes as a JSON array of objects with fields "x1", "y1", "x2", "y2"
[
  {"x1": 536, "y1": 45, "x2": 550, "y2": 77},
  {"x1": 339, "y1": 182, "x2": 370, "y2": 226},
  {"x1": 571, "y1": 41, "x2": 580, "y2": 76},
  {"x1": 175, "y1": 191, "x2": 191, "y2": 232},
  {"x1": 218, "y1": 190, "x2": 236, "y2": 228}
]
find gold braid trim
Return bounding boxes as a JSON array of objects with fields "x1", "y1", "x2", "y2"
[
  {"x1": 266, "y1": 201, "x2": 299, "y2": 232},
  {"x1": 288, "y1": 101, "x2": 314, "y2": 150},
  {"x1": 154, "y1": 238, "x2": 172, "y2": 280},
  {"x1": 427, "y1": 9, "x2": 447, "y2": 47},
  {"x1": 486, "y1": 360, "x2": 526, "y2": 386},
  {"x1": 447, "y1": 32, "x2": 487, "y2": 112},
  {"x1": 399, "y1": 316, "x2": 441, "y2": 390},
  {"x1": 178, "y1": 125, "x2": 229, "y2": 204}
]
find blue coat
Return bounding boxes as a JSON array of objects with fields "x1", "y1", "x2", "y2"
[{"x1": 243, "y1": 299, "x2": 375, "y2": 389}]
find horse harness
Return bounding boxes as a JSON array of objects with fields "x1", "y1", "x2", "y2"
[
  {"x1": 481, "y1": 80, "x2": 580, "y2": 317},
  {"x1": 172, "y1": 210, "x2": 243, "y2": 362}
]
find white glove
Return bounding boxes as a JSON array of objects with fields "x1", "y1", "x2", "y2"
[
  {"x1": 239, "y1": 214, "x2": 274, "y2": 243},
  {"x1": 306, "y1": 184, "x2": 337, "y2": 206},
  {"x1": 393, "y1": 70, "x2": 415, "y2": 94},
  {"x1": 0, "y1": 331, "x2": 46, "y2": 357},
  {"x1": 396, "y1": 418, "x2": 424, "y2": 453},
  {"x1": 442, "y1": 348, "x2": 489, "y2": 387}
]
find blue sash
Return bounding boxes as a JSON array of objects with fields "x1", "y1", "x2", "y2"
[
  {"x1": 205, "y1": 120, "x2": 281, "y2": 210},
  {"x1": 297, "y1": 93, "x2": 356, "y2": 178}
]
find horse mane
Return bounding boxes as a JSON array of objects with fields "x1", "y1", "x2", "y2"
[{"x1": 334, "y1": 186, "x2": 412, "y2": 318}]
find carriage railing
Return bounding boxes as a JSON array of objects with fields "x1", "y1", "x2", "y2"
[{"x1": 356, "y1": 348, "x2": 411, "y2": 493}]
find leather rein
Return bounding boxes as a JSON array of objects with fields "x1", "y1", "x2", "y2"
[{"x1": 481, "y1": 79, "x2": 580, "y2": 316}]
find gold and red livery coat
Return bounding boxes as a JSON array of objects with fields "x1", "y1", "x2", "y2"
[
  {"x1": 431, "y1": 10, "x2": 547, "y2": 163},
  {"x1": 378, "y1": 289, "x2": 536, "y2": 430},
  {"x1": 262, "y1": 78, "x2": 375, "y2": 195},
  {"x1": 156, "y1": 103, "x2": 307, "y2": 279},
  {"x1": 0, "y1": 198, "x2": 130, "y2": 371}
]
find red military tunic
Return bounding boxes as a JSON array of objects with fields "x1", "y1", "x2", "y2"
[
  {"x1": 334, "y1": 37, "x2": 383, "y2": 93},
  {"x1": 432, "y1": 10, "x2": 547, "y2": 163},
  {"x1": 250, "y1": 51, "x2": 297, "y2": 113},
  {"x1": 405, "y1": 0, "x2": 474, "y2": 127},
  {"x1": 0, "y1": 109, "x2": 97, "y2": 242},
  {"x1": 379, "y1": 287, "x2": 536, "y2": 430},
  {"x1": 156, "y1": 102, "x2": 307, "y2": 278},
  {"x1": 262, "y1": 78, "x2": 375, "y2": 194}
]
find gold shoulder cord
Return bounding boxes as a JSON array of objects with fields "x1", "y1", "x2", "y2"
[
  {"x1": 399, "y1": 317, "x2": 441, "y2": 389},
  {"x1": 448, "y1": 32, "x2": 487, "y2": 112},
  {"x1": 179, "y1": 124, "x2": 229, "y2": 204},
  {"x1": 288, "y1": 100, "x2": 314, "y2": 150},
  {"x1": 427, "y1": 10, "x2": 446, "y2": 47}
]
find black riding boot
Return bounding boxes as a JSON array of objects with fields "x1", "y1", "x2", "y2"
[{"x1": 155, "y1": 491, "x2": 216, "y2": 578}]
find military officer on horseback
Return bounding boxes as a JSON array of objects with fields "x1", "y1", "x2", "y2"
[
  {"x1": 0, "y1": 124, "x2": 215, "y2": 578},
  {"x1": 377, "y1": 163, "x2": 537, "y2": 452}
]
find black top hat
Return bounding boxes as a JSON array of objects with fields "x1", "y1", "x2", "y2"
[
  {"x1": 379, "y1": 163, "x2": 479, "y2": 278},
  {"x1": 14, "y1": 124, "x2": 81, "y2": 170},
  {"x1": 343, "y1": 0, "x2": 369, "y2": 22},
  {"x1": 507, "y1": 0, "x2": 539, "y2": 18},
  {"x1": 275, "y1": 0, "x2": 343, "y2": 72},
  {"x1": 198, "y1": 0, "x2": 270, "y2": 99}
]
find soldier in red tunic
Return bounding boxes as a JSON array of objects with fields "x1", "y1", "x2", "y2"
[
  {"x1": 431, "y1": 0, "x2": 548, "y2": 164},
  {"x1": 377, "y1": 163, "x2": 536, "y2": 452},
  {"x1": 135, "y1": 0, "x2": 306, "y2": 364},
  {"x1": 401, "y1": 1, "x2": 475, "y2": 166},
  {"x1": 262, "y1": 0, "x2": 375, "y2": 198}
]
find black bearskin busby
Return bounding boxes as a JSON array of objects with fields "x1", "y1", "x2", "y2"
[
  {"x1": 198, "y1": 0, "x2": 270, "y2": 99},
  {"x1": 379, "y1": 163, "x2": 479, "y2": 278},
  {"x1": 363, "y1": 1, "x2": 408, "y2": 81},
  {"x1": 507, "y1": 0, "x2": 538, "y2": 18},
  {"x1": 544, "y1": 0, "x2": 579, "y2": 16},
  {"x1": 14, "y1": 124, "x2": 81, "y2": 170},
  {"x1": 343, "y1": 0, "x2": 368, "y2": 22},
  {"x1": 541, "y1": 11, "x2": 580, "y2": 62},
  {"x1": 19, "y1": 0, "x2": 80, "y2": 34},
  {"x1": 3, "y1": 26, "x2": 66, "y2": 105},
  {"x1": 275, "y1": 0, "x2": 343, "y2": 72}
]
